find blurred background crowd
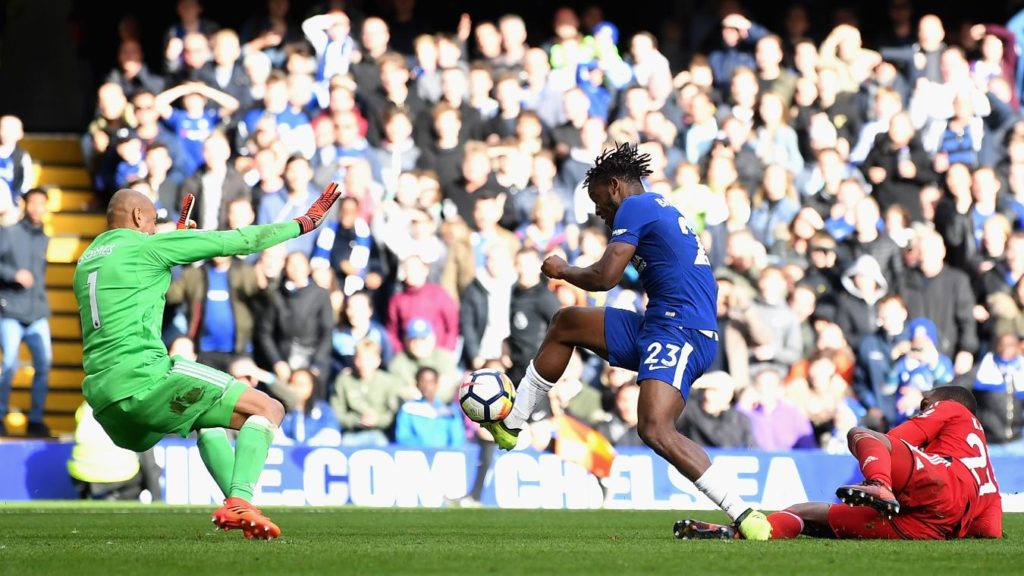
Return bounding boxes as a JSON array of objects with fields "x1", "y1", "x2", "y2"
[{"x1": 4, "y1": 0, "x2": 1024, "y2": 481}]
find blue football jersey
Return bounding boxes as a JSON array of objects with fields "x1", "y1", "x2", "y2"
[
  {"x1": 609, "y1": 192, "x2": 717, "y2": 330},
  {"x1": 166, "y1": 109, "x2": 220, "y2": 172}
]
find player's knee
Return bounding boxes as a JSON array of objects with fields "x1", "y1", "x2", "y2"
[
  {"x1": 847, "y1": 426, "x2": 871, "y2": 446},
  {"x1": 549, "y1": 307, "x2": 583, "y2": 341},
  {"x1": 260, "y1": 397, "x2": 285, "y2": 426}
]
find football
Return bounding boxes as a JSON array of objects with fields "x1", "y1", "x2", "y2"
[{"x1": 459, "y1": 369, "x2": 516, "y2": 423}]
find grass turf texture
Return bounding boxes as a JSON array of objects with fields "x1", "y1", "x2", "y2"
[{"x1": 0, "y1": 504, "x2": 1020, "y2": 575}]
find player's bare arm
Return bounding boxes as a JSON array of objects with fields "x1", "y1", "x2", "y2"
[{"x1": 541, "y1": 242, "x2": 634, "y2": 292}]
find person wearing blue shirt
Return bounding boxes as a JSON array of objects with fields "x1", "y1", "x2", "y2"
[
  {"x1": 886, "y1": 317, "x2": 954, "y2": 424},
  {"x1": 257, "y1": 154, "x2": 321, "y2": 256},
  {"x1": 394, "y1": 367, "x2": 465, "y2": 448},
  {"x1": 155, "y1": 81, "x2": 239, "y2": 177},
  {"x1": 278, "y1": 369, "x2": 342, "y2": 446},
  {"x1": 484, "y1": 143, "x2": 772, "y2": 539}
]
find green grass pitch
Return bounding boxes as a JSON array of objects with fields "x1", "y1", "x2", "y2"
[{"x1": 0, "y1": 504, "x2": 1020, "y2": 575}]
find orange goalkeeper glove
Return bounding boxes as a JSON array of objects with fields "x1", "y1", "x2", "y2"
[{"x1": 295, "y1": 182, "x2": 341, "y2": 234}]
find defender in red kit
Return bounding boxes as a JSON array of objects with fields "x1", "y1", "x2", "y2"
[{"x1": 676, "y1": 386, "x2": 1003, "y2": 540}]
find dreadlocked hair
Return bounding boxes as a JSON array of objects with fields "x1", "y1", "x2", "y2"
[{"x1": 583, "y1": 142, "x2": 653, "y2": 188}]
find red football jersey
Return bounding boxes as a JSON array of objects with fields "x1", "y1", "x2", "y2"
[{"x1": 887, "y1": 400, "x2": 1003, "y2": 538}]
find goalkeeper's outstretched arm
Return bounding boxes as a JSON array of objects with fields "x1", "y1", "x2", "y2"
[{"x1": 141, "y1": 183, "x2": 341, "y2": 268}]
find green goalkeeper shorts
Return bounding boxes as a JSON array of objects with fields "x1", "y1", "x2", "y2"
[{"x1": 94, "y1": 355, "x2": 249, "y2": 452}]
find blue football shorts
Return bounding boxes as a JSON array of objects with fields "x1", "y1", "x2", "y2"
[{"x1": 603, "y1": 307, "x2": 718, "y2": 401}]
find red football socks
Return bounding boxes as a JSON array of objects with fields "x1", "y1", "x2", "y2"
[
  {"x1": 849, "y1": 430, "x2": 893, "y2": 488},
  {"x1": 767, "y1": 511, "x2": 803, "y2": 539}
]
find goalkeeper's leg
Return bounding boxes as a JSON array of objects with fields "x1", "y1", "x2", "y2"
[
  {"x1": 194, "y1": 384, "x2": 284, "y2": 540},
  {"x1": 496, "y1": 307, "x2": 610, "y2": 449}
]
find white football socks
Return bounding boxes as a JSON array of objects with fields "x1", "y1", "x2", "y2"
[
  {"x1": 694, "y1": 463, "x2": 750, "y2": 522},
  {"x1": 504, "y1": 361, "x2": 556, "y2": 430}
]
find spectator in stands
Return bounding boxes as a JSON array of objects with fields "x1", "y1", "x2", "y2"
[
  {"x1": 881, "y1": 13, "x2": 947, "y2": 84},
  {"x1": 0, "y1": 188, "x2": 50, "y2": 437},
  {"x1": 202, "y1": 29, "x2": 251, "y2": 109},
  {"x1": 165, "y1": 254, "x2": 261, "y2": 372},
  {"x1": 748, "y1": 164, "x2": 800, "y2": 250},
  {"x1": 836, "y1": 255, "x2": 889, "y2": 350},
  {"x1": 310, "y1": 196, "x2": 382, "y2": 295},
  {"x1": 144, "y1": 143, "x2": 182, "y2": 213},
  {"x1": 109, "y1": 129, "x2": 146, "y2": 192},
  {"x1": 0, "y1": 116, "x2": 31, "y2": 206},
  {"x1": 596, "y1": 382, "x2": 643, "y2": 447},
  {"x1": 394, "y1": 367, "x2": 465, "y2": 448},
  {"x1": 257, "y1": 154, "x2": 320, "y2": 255},
  {"x1": 854, "y1": 294, "x2": 910, "y2": 429},
  {"x1": 84, "y1": 83, "x2": 132, "y2": 180},
  {"x1": 709, "y1": 12, "x2": 767, "y2": 92},
  {"x1": 240, "y1": 0, "x2": 301, "y2": 68},
  {"x1": 839, "y1": 196, "x2": 904, "y2": 287},
  {"x1": 302, "y1": 9, "x2": 354, "y2": 88},
  {"x1": 106, "y1": 39, "x2": 165, "y2": 98},
  {"x1": 388, "y1": 318, "x2": 460, "y2": 403},
  {"x1": 178, "y1": 132, "x2": 250, "y2": 230},
  {"x1": 331, "y1": 339, "x2": 402, "y2": 446},
  {"x1": 860, "y1": 112, "x2": 934, "y2": 221},
  {"x1": 972, "y1": 331, "x2": 1024, "y2": 453},
  {"x1": 364, "y1": 53, "x2": 428, "y2": 148},
  {"x1": 802, "y1": 232, "x2": 843, "y2": 307},
  {"x1": 373, "y1": 108, "x2": 421, "y2": 193},
  {"x1": 460, "y1": 243, "x2": 517, "y2": 369},
  {"x1": 888, "y1": 317, "x2": 954, "y2": 424},
  {"x1": 277, "y1": 369, "x2": 341, "y2": 446},
  {"x1": 332, "y1": 290, "x2": 392, "y2": 374},
  {"x1": 155, "y1": 81, "x2": 240, "y2": 178},
  {"x1": 417, "y1": 102, "x2": 464, "y2": 190},
  {"x1": 163, "y1": 0, "x2": 218, "y2": 77},
  {"x1": 738, "y1": 366, "x2": 816, "y2": 450},
  {"x1": 258, "y1": 251, "x2": 333, "y2": 383},
  {"x1": 677, "y1": 371, "x2": 755, "y2": 448},
  {"x1": 352, "y1": 17, "x2": 392, "y2": 95},
  {"x1": 387, "y1": 255, "x2": 458, "y2": 353},
  {"x1": 897, "y1": 229, "x2": 978, "y2": 377},
  {"x1": 749, "y1": 266, "x2": 802, "y2": 373}
]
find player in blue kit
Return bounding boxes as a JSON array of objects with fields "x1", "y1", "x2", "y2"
[{"x1": 484, "y1": 143, "x2": 772, "y2": 540}]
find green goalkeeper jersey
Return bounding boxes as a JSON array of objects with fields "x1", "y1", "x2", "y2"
[{"x1": 72, "y1": 222, "x2": 299, "y2": 413}]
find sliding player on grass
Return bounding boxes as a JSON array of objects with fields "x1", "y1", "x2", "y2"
[
  {"x1": 73, "y1": 184, "x2": 340, "y2": 539},
  {"x1": 677, "y1": 385, "x2": 1003, "y2": 540},
  {"x1": 483, "y1": 143, "x2": 772, "y2": 540}
]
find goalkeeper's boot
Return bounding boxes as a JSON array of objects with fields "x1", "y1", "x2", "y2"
[
  {"x1": 735, "y1": 508, "x2": 773, "y2": 540},
  {"x1": 674, "y1": 519, "x2": 739, "y2": 540},
  {"x1": 212, "y1": 497, "x2": 281, "y2": 540},
  {"x1": 836, "y1": 480, "x2": 900, "y2": 519},
  {"x1": 481, "y1": 421, "x2": 519, "y2": 451}
]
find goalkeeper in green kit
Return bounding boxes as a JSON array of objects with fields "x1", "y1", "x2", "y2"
[{"x1": 72, "y1": 183, "x2": 341, "y2": 540}]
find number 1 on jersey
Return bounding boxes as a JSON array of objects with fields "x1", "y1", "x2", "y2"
[{"x1": 86, "y1": 270, "x2": 101, "y2": 329}]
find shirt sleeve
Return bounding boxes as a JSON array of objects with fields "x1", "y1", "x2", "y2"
[
  {"x1": 886, "y1": 399, "x2": 959, "y2": 447},
  {"x1": 609, "y1": 196, "x2": 656, "y2": 247},
  {"x1": 140, "y1": 221, "x2": 299, "y2": 269}
]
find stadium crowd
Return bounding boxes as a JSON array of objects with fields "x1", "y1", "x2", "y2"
[{"x1": 3, "y1": 0, "x2": 1024, "y2": 462}]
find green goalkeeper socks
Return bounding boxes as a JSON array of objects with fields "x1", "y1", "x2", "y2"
[
  {"x1": 197, "y1": 428, "x2": 235, "y2": 497},
  {"x1": 229, "y1": 415, "x2": 276, "y2": 501}
]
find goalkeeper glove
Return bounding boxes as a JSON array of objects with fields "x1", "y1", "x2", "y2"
[
  {"x1": 295, "y1": 182, "x2": 341, "y2": 234},
  {"x1": 176, "y1": 193, "x2": 197, "y2": 230}
]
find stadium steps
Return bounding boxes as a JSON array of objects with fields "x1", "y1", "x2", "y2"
[{"x1": 3, "y1": 135, "x2": 96, "y2": 435}]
